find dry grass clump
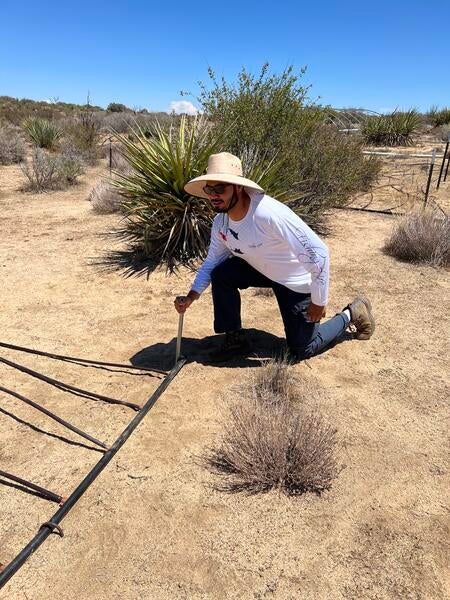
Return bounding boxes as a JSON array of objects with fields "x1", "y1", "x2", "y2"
[
  {"x1": 253, "y1": 287, "x2": 274, "y2": 297},
  {"x1": 89, "y1": 180, "x2": 124, "y2": 214},
  {"x1": 383, "y1": 210, "x2": 450, "y2": 267},
  {"x1": 202, "y1": 360, "x2": 340, "y2": 496},
  {"x1": 0, "y1": 124, "x2": 26, "y2": 164}
]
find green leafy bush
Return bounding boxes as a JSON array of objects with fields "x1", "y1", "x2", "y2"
[
  {"x1": 361, "y1": 109, "x2": 422, "y2": 146},
  {"x1": 22, "y1": 117, "x2": 63, "y2": 149},
  {"x1": 195, "y1": 64, "x2": 380, "y2": 230}
]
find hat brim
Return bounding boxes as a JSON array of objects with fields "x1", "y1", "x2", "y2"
[{"x1": 184, "y1": 174, "x2": 264, "y2": 199}]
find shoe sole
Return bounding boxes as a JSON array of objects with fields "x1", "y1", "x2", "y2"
[{"x1": 356, "y1": 296, "x2": 375, "y2": 340}]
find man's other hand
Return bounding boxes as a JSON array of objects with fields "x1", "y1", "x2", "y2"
[{"x1": 307, "y1": 303, "x2": 326, "y2": 322}]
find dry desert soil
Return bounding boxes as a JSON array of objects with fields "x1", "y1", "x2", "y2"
[{"x1": 0, "y1": 151, "x2": 449, "y2": 599}]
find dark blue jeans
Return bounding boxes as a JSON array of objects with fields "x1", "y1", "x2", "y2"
[{"x1": 210, "y1": 257, "x2": 350, "y2": 360}]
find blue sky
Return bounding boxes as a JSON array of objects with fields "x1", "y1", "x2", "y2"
[{"x1": 1, "y1": 0, "x2": 449, "y2": 114}]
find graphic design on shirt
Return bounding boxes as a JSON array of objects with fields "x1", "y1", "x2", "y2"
[
  {"x1": 294, "y1": 229, "x2": 327, "y2": 285},
  {"x1": 233, "y1": 248, "x2": 244, "y2": 255},
  {"x1": 219, "y1": 231, "x2": 227, "y2": 242},
  {"x1": 228, "y1": 228, "x2": 239, "y2": 240}
]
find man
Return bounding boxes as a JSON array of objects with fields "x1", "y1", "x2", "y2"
[{"x1": 174, "y1": 152, "x2": 375, "y2": 362}]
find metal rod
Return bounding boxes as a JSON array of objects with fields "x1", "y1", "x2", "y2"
[
  {"x1": 424, "y1": 149, "x2": 436, "y2": 207},
  {"x1": 175, "y1": 313, "x2": 184, "y2": 364},
  {"x1": 0, "y1": 341, "x2": 168, "y2": 375},
  {"x1": 0, "y1": 358, "x2": 186, "y2": 589},
  {"x1": 444, "y1": 154, "x2": 450, "y2": 183},
  {"x1": 362, "y1": 150, "x2": 444, "y2": 159},
  {"x1": 436, "y1": 138, "x2": 449, "y2": 189},
  {"x1": 0, "y1": 357, "x2": 140, "y2": 411},
  {"x1": 0, "y1": 386, "x2": 108, "y2": 449},
  {"x1": 0, "y1": 471, "x2": 63, "y2": 504}
]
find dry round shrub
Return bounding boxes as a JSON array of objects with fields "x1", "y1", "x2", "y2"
[
  {"x1": 202, "y1": 360, "x2": 340, "y2": 496},
  {"x1": 89, "y1": 180, "x2": 124, "y2": 214},
  {"x1": 203, "y1": 396, "x2": 339, "y2": 495},
  {"x1": 0, "y1": 124, "x2": 26, "y2": 165},
  {"x1": 383, "y1": 210, "x2": 450, "y2": 267},
  {"x1": 20, "y1": 146, "x2": 85, "y2": 192}
]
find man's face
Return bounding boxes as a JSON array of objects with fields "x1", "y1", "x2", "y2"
[{"x1": 203, "y1": 181, "x2": 235, "y2": 213}]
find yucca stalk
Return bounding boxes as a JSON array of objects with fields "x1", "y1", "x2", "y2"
[
  {"x1": 362, "y1": 109, "x2": 422, "y2": 146},
  {"x1": 22, "y1": 117, "x2": 63, "y2": 149},
  {"x1": 110, "y1": 117, "x2": 289, "y2": 274}
]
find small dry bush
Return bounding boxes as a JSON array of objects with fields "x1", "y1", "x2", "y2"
[
  {"x1": 21, "y1": 146, "x2": 85, "y2": 192},
  {"x1": 0, "y1": 124, "x2": 26, "y2": 164},
  {"x1": 89, "y1": 180, "x2": 124, "y2": 214},
  {"x1": 202, "y1": 360, "x2": 340, "y2": 496},
  {"x1": 383, "y1": 210, "x2": 450, "y2": 267},
  {"x1": 253, "y1": 287, "x2": 274, "y2": 297}
]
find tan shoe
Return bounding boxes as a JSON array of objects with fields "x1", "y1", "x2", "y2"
[{"x1": 347, "y1": 296, "x2": 375, "y2": 340}]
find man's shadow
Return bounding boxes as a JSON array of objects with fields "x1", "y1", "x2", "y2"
[
  {"x1": 130, "y1": 328, "x2": 354, "y2": 371},
  {"x1": 131, "y1": 328, "x2": 286, "y2": 370}
]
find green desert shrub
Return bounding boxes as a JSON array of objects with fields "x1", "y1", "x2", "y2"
[
  {"x1": 22, "y1": 117, "x2": 63, "y2": 149},
  {"x1": 384, "y1": 210, "x2": 450, "y2": 267},
  {"x1": 427, "y1": 105, "x2": 450, "y2": 128},
  {"x1": 195, "y1": 64, "x2": 380, "y2": 229},
  {"x1": 201, "y1": 360, "x2": 340, "y2": 496},
  {"x1": 361, "y1": 109, "x2": 422, "y2": 146},
  {"x1": 0, "y1": 124, "x2": 26, "y2": 164},
  {"x1": 21, "y1": 146, "x2": 84, "y2": 192}
]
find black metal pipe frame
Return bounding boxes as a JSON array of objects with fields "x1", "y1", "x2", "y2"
[
  {"x1": 0, "y1": 386, "x2": 108, "y2": 449},
  {"x1": 0, "y1": 341, "x2": 168, "y2": 376},
  {"x1": 0, "y1": 357, "x2": 186, "y2": 589},
  {"x1": 0, "y1": 356, "x2": 140, "y2": 411},
  {"x1": 0, "y1": 471, "x2": 63, "y2": 505}
]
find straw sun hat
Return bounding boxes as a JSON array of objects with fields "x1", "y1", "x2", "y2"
[{"x1": 184, "y1": 152, "x2": 264, "y2": 199}]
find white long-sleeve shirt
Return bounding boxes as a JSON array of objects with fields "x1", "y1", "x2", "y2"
[{"x1": 191, "y1": 192, "x2": 330, "y2": 306}]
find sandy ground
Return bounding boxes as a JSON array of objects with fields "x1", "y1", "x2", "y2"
[{"x1": 0, "y1": 153, "x2": 449, "y2": 599}]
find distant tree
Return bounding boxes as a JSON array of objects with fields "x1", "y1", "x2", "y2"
[{"x1": 107, "y1": 102, "x2": 128, "y2": 113}]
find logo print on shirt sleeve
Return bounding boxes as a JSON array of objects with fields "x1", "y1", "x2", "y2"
[{"x1": 219, "y1": 231, "x2": 228, "y2": 242}]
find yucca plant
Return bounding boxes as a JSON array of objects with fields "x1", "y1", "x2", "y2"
[
  {"x1": 22, "y1": 117, "x2": 63, "y2": 149},
  {"x1": 427, "y1": 105, "x2": 450, "y2": 128},
  {"x1": 111, "y1": 117, "x2": 288, "y2": 274},
  {"x1": 361, "y1": 109, "x2": 422, "y2": 146}
]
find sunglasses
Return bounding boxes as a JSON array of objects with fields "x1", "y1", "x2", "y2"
[{"x1": 203, "y1": 183, "x2": 230, "y2": 195}]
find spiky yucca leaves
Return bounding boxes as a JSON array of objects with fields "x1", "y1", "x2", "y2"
[
  {"x1": 111, "y1": 117, "x2": 220, "y2": 273},
  {"x1": 427, "y1": 106, "x2": 450, "y2": 128},
  {"x1": 111, "y1": 117, "x2": 288, "y2": 274},
  {"x1": 361, "y1": 110, "x2": 422, "y2": 146},
  {"x1": 22, "y1": 117, "x2": 63, "y2": 149}
]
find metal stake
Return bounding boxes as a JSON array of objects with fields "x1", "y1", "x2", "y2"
[
  {"x1": 444, "y1": 153, "x2": 450, "y2": 183},
  {"x1": 436, "y1": 136, "x2": 449, "y2": 189},
  {"x1": 424, "y1": 149, "x2": 436, "y2": 207},
  {"x1": 175, "y1": 312, "x2": 184, "y2": 364}
]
